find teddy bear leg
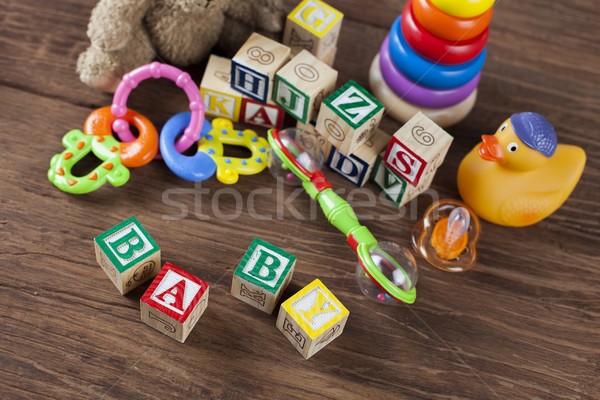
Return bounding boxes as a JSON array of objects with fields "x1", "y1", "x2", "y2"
[{"x1": 77, "y1": 24, "x2": 155, "y2": 92}]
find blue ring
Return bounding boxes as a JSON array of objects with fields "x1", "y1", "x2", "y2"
[
  {"x1": 388, "y1": 14, "x2": 486, "y2": 89},
  {"x1": 160, "y1": 112, "x2": 216, "y2": 182}
]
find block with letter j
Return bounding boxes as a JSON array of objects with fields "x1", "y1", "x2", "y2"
[{"x1": 94, "y1": 216, "x2": 160, "y2": 295}]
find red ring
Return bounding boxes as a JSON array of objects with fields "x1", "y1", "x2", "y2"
[
  {"x1": 412, "y1": 0, "x2": 493, "y2": 41},
  {"x1": 401, "y1": 0, "x2": 489, "y2": 65}
]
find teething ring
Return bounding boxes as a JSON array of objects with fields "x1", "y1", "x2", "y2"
[
  {"x1": 111, "y1": 62, "x2": 205, "y2": 154},
  {"x1": 84, "y1": 106, "x2": 158, "y2": 168}
]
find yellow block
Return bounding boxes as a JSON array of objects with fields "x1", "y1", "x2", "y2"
[{"x1": 288, "y1": 0, "x2": 343, "y2": 38}]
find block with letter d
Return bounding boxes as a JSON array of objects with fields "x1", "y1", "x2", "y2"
[
  {"x1": 276, "y1": 279, "x2": 349, "y2": 359},
  {"x1": 94, "y1": 216, "x2": 160, "y2": 295},
  {"x1": 231, "y1": 238, "x2": 296, "y2": 314},
  {"x1": 315, "y1": 80, "x2": 384, "y2": 154},
  {"x1": 231, "y1": 33, "x2": 291, "y2": 104},
  {"x1": 140, "y1": 262, "x2": 209, "y2": 343},
  {"x1": 382, "y1": 112, "x2": 453, "y2": 188}
]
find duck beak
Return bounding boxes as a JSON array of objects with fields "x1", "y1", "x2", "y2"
[{"x1": 478, "y1": 135, "x2": 504, "y2": 162}]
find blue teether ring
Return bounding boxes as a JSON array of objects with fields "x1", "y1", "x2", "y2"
[
  {"x1": 388, "y1": 14, "x2": 487, "y2": 89},
  {"x1": 160, "y1": 112, "x2": 216, "y2": 181}
]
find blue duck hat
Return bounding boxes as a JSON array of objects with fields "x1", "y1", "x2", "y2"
[{"x1": 510, "y1": 112, "x2": 557, "y2": 157}]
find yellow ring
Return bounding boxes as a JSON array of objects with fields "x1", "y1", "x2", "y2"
[{"x1": 430, "y1": 0, "x2": 494, "y2": 18}]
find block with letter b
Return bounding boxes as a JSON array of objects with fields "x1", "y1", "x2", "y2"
[
  {"x1": 231, "y1": 238, "x2": 296, "y2": 314},
  {"x1": 283, "y1": 0, "x2": 343, "y2": 60},
  {"x1": 382, "y1": 112, "x2": 453, "y2": 188},
  {"x1": 140, "y1": 262, "x2": 209, "y2": 343},
  {"x1": 316, "y1": 80, "x2": 384, "y2": 154},
  {"x1": 276, "y1": 279, "x2": 349, "y2": 359},
  {"x1": 273, "y1": 49, "x2": 338, "y2": 124},
  {"x1": 200, "y1": 55, "x2": 242, "y2": 121},
  {"x1": 231, "y1": 33, "x2": 291, "y2": 104},
  {"x1": 94, "y1": 216, "x2": 160, "y2": 295}
]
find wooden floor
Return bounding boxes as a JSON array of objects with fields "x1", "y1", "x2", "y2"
[{"x1": 1, "y1": 0, "x2": 599, "y2": 399}]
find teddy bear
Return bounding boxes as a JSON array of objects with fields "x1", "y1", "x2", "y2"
[{"x1": 77, "y1": 0, "x2": 285, "y2": 92}]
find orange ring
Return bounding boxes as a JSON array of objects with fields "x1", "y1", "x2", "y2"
[
  {"x1": 412, "y1": 0, "x2": 493, "y2": 41},
  {"x1": 84, "y1": 107, "x2": 158, "y2": 168}
]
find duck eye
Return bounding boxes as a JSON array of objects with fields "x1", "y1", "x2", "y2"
[
  {"x1": 507, "y1": 142, "x2": 518, "y2": 153},
  {"x1": 499, "y1": 123, "x2": 508, "y2": 132}
]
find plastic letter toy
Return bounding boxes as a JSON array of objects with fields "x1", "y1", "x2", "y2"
[
  {"x1": 412, "y1": 200, "x2": 479, "y2": 272},
  {"x1": 84, "y1": 106, "x2": 158, "y2": 167},
  {"x1": 48, "y1": 130, "x2": 130, "y2": 194},
  {"x1": 198, "y1": 118, "x2": 269, "y2": 184},
  {"x1": 457, "y1": 112, "x2": 586, "y2": 226},
  {"x1": 268, "y1": 128, "x2": 418, "y2": 305}
]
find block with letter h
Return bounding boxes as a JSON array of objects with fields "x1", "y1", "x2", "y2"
[
  {"x1": 231, "y1": 238, "x2": 296, "y2": 314},
  {"x1": 382, "y1": 112, "x2": 453, "y2": 189},
  {"x1": 316, "y1": 80, "x2": 384, "y2": 155},
  {"x1": 94, "y1": 216, "x2": 160, "y2": 295},
  {"x1": 276, "y1": 279, "x2": 349, "y2": 359},
  {"x1": 273, "y1": 49, "x2": 338, "y2": 125},
  {"x1": 283, "y1": 0, "x2": 343, "y2": 63},
  {"x1": 231, "y1": 33, "x2": 291, "y2": 104},
  {"x1": 140, "y1": 262, "x2": 209, "y2": 343},
  {"x1": 326, "y1": 128, "x2": 391, "y2": 187}
]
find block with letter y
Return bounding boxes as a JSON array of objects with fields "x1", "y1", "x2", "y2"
[
  {"x1": 140, "y1": 263, "x2": 209, "y2": 343},
  {"x1": 231, "y1": 238, "x2": 296, "y2": 314},
  {"x1": 94, "y1": 216, "x2": 160, "y2": 295},
  {"x1": 276, "y1": 279, "x2": 349, "y2": 359}
]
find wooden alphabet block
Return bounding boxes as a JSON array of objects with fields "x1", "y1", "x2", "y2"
[
  {"x1": 140, "y1": 262, "x2": 209, "y2": 343},
  {"x1": 326, "y1": 129, "x2": 391, "y2": 187},
  {"x1": 231, "y1": 33, "x2": 291, "y2": 104},
  {"x1": 273, "y1": 50, "x2": 338, "y2": 124},
  {"x1": 283, "y1": 0, "x2": 343, "y2": 60},
  {"x1": 371, "y1": 154, "x2": 437, "y2": 207},
  {"x1": 316, "y1": 80, "x2": 384, "y2": 154},
  {"x1": 240, "y1": 96, "x2": 285, "y2": 129},
  {"x1": 382, "y1": 112, "x2": 453, "y2": 188},
  {"x1": 231, "y1": 238, "x2": 296, "y2": 314},
  {"x1": 94, "y1": 216, "x2": 160, "y2": 295},
  {"x1": 200, "y1": 55, "x2": 242, "y2": 121},
  {"x1": 296, "y1": 119, "x2": 332, "y2": 159},
  {"x1": 276, "y1": 279, "x2": 349, "y2": 359}
]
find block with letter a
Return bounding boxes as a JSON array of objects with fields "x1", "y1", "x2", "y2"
[
  {"x1": 315, "y1": 80, "x2": 384, "y2": 154},
  {"x1": 231, "y1": 238, "x2": 296, "y2": 314},
  {"x1": 94, "y1": 216, "x2": 160, "y2": 295},
  {"x1": 276, "y1": 279, "x2": 348, "y2": 359},
  {"x1": 200, "y1": 55, "x2": 242, "y2": 121},
  {"x1": 231, "y1": 33, "x2": 290, "y2": 104},
  {"x1": 382, "y1": 112, "x2": 453, "y2": 188},
  {"x1": 240, "y1": 97, "x2": 285, "y2": 130},
  {"x1": 283, "y1": 0, "x2": 343, "y2": 62},
  {"x1": 140, "y1": 263, "x2": 209, "y2": 343}
]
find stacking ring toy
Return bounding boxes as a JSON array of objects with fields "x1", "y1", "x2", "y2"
[
  {"x1": 430, "y1": 0, "x2": 494, "y2": 18},
  {"x1": 48, "y1": 130, "x2": 130, "y2": 194},
  {"x1": 160, "y1": 112, "x2": 216, "y2": 182},
  {"x1": 378, "y1": 44, "x2": 479, "y2": 109},
  {"x1": 198, "y1": 118, "x2": 269, "y2": 184},
  {"x1": 369, "y1": 56, "x2": 477, "y2": 127},
  {"x1": 401, "y1": 1, "x2": 488, "y2": 65},
  {"x1": 413, "y1": 0, "x2": 493, "y2": 41},
  {"x1": 112, "y1": 62, "x2": 205, "y2": 153},
  {"x1": 84, "y1": 106, "x2": 158, "y2": 167},
  {"x1": 389, "y1": 15, "x2": 486, "y2": 89}
]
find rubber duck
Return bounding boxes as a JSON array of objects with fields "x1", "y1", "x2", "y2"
[{"x1": 457, "y1": 112, "x2": 586, "y2": 227}]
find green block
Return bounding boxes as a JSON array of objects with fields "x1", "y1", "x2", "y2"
[
  {"x1": 323, "y1": 80, "x2": 383, "y2": 129},
  {"x1": 234, "y1": 238, "x2": 296, "y2": 294},
  {"x1": 94, "y1": 216, "x2": 160, "y2": 273},
  {"x1": 273, "y1": 75, "x2": 310, "y2": 123},
  {"x1": 371, "y1": 156, "x2": 408, "y2": 207}
]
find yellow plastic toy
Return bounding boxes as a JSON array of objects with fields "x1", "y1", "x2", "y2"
[
  {"x1": 457, "y1": 112, "x2": 586, "y2": 227},
  {"x1": 198, "y1": 118, "x2": 268, "y2": 184},
  {"x1": 430, "y1": 0, "x2": 495, "y2": 19}
]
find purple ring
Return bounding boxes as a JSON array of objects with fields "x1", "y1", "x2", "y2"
[{"x1": 379, "y1": 36, "x2": 479, "y2": 108}]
